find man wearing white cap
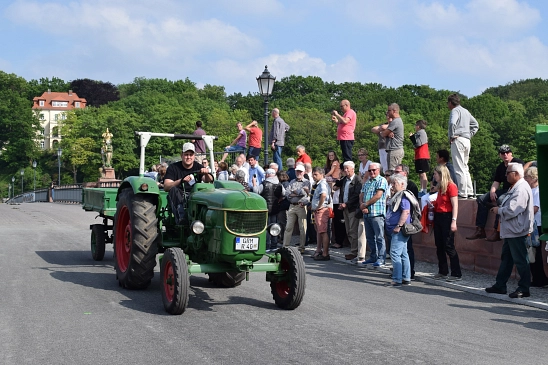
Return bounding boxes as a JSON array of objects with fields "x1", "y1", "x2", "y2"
[
  {"x1": 253, "y1": 169, "x2": 284, "y2": 252},
  {"x1": 164, "y1": 142, "x2": 213, "y2": 224},
  {"x1": 283, "y1": 164, "x2": 311, "y2": 253}
]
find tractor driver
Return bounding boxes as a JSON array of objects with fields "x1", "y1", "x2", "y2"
[{"x1": 164, "y1": 142, "x2": 213, "y2": 224}]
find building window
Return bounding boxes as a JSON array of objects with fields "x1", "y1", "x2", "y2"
[
  {"x1": 52, "y1": 126, "x2": 59, "y2": 137},
  {"x1": 39, "y1": 113, "x2": 44, "y2": 120},
  {"x1": 40, "y1": 141, "x2": 45, "y2": 149},
  {"x1": 39, "y1": 100, "x2": 44, "y2": 107},
  {"x1": 75, "y1": 101, "x2": 80, "y2": 108},
  {"x1": 61, "y1": 114, "x2": 66, "y2": 120},
  {"x1": 52, "y1": 101, "x2": 68, "y2": 107},
  {"x1": 55, "y1": 114, "x2": 58, "y2": 121}
]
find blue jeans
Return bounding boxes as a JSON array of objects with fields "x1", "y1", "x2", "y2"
[
  {"x1": 248, "y1": 146, "x2": 261, "y2": 160},
  {"x1": 224, "y1": 145, "x2": 245, "y2": 153},
  {"x1": 273, "y1": 145, "x2": 283, "y2": 170},
  {"x1": 390, "y1": 231, "x2": 410, "y2": 283},
  {"x1": 364, "y1": 216, "x2": 386, "y2": 264}
]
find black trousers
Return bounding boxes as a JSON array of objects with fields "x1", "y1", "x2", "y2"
[
  {"x1": 434, "y1": 212, "x2": 462, "y2": 277},
  {"x1": 340, "y1": 140, "x2": 354, "y2": 163}
]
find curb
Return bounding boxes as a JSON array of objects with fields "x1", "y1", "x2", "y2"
[{"x1": 302, "y1": 246, "x2": 548, "y2": 312}]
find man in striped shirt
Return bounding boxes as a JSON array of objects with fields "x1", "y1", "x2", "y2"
[{"x1": 359, "y1": 162, "x2": 389, "y2": 267}]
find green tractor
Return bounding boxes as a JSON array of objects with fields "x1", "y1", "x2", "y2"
[{"x1": 82, "y1": 132, "x2": 306, "y2": 314}]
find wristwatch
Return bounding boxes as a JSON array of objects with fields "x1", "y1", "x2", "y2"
[{"x1": 451, "y1": 217, "x2": 457, "y2": 221}]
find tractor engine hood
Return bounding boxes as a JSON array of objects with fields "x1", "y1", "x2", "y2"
[{"x1": 191, "y1": 181, "x2": 267, "y2": 211}]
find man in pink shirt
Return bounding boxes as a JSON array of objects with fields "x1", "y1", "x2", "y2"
[{"x1": 332, "y1": 99, "x2": 356, "y2": 162}]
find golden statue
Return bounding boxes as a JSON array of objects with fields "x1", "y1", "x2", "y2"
[{"x1": 102, "y1": 128, "x2": 113, "y2": 167}]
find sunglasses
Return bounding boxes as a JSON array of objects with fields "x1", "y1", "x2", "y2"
[{"x1": 368, "y1": 169, "x2": 378, "y2": 173}]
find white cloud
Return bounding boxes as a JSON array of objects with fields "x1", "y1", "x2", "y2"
[
  {"x1": 423, "y1": 35, "x2": 548, "y2": 81},
  {"x1": 6, "y1": 0, "x2": 261, "y2": 60},
  {"x1": 415, "y1": 0, "x2": 541, "y2": 38},
  {"x1": 207, "y1": 50, "x2": 361, "y2": 94}
]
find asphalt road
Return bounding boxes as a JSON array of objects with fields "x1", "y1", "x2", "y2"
[{"x1": 1, "y1": 203, "x2": 547, "y2": 365}]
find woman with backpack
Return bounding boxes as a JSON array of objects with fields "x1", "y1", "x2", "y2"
[{"x1": 385, "y1": 173, "x2": 412, "y2": 287}]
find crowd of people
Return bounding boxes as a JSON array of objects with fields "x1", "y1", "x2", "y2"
[{"x1": 160, "y1": 94, "x2": 546, "y2": 296}]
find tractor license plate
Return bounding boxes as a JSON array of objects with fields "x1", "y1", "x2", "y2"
[{"x1": 235, "y1": 237, "x2": 259, "y2": 251}]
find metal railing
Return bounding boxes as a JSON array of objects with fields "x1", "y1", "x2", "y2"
[{"x1": 6, "y1": 184, "x2": 83, "y2": 204}]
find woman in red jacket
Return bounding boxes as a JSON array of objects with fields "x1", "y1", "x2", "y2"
[{"x1": 432, "y1": 165, "x2": 461, "y2": 282}]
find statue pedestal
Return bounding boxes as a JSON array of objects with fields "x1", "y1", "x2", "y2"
[
  {"x1": 94, "y1": 167, "x2": 121, "y2": 188},
  {"x1": 101, "y1": 167, "x2": 116, "y2": 180}
]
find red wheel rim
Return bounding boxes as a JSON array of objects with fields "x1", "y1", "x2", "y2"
[
  {"x1": 164, "y1": 260, "x2": 174, "y2": 303},
  {"x1": 115, "y1": 206, "x2": 131, "y2": 272},
  {"x1": 275, "y1": 257, "x2": 290, "y2": 298}
]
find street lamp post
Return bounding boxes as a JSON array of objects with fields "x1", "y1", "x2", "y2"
[
  {"x1": 32, "y1": 160, "x2": 37, "y2": 192},
  {"x1": 20, "y1": 169, "x2": 24, "y2": 194},
  {"x1": 57, "y1": 148, "x2": 62, "y2": 186},
  {"x1": 8, "y1": 184, "x2": 11, "y2": 200},
  {"x1": 256, "y1": 65, "x2": 276, "y2": 166},
  {"x1": 11, "y1": 176, "x2": 15, "y2": 196}
]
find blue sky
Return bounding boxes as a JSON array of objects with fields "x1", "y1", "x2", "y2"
[{"x1": 1, "y1": 0, "x2": 548, "y2": 97}]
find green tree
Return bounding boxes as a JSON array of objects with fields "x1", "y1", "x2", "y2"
[{"x1": 0, "y1": 71, "x2": 40, "y2": 170}]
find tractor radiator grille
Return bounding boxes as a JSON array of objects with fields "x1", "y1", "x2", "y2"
[{"x1": 225, "y1": 211, "x2": 267, "y2": 235}]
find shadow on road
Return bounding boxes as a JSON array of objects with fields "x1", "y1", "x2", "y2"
[
  {"x1": 35, "y1": 250, "x2": 113, "y2": 267},
  {"x1": 37, "y1": 250, "x2": 280, "y2": 315}
]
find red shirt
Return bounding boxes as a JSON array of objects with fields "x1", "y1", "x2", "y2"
[
  {"x1": 435, "y1": 182, "x2": 458, "y2": 212},
  {"x1": 296, "y1": 153, "x2": 312, "y2": 165},
  {"x1": 248, "y1": 127, "x2": 262, "y2": 148}
]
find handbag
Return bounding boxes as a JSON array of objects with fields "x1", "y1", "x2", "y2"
[
  {"x1": 527, "y1": 246, "x2": 536, "y2": 263},
  {"x1": 328, "y1": 207, "x2": 335, "y2": 219}
]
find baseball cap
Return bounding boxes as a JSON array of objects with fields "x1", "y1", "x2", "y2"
[
  {"x1": 182, "y1": 142, "x2": 195, "y2": 153},
  {"x1": 498, "y1": 144, "x2": 512, "y2": 154},
  {"x1": 286, "y1": 158, "x2": 295, "y2": 168},
  {"x1": 266, "y1": 168, "x2": 276, "y2": 175},
  {"x1": 295, "y1": 165, "x2": 305, "y2": 172}
]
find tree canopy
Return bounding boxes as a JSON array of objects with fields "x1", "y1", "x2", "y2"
[{"x1": 0, "y1": 73, "x2": 547, "y2": 194}]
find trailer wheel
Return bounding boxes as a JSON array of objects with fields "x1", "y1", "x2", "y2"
[
  {"x1": 91, "y1": 224, "x2": 106, "y2": 261},
  {"x1": 208, "y1": 272, "x2": 246, "y2": 288},
  {"x1": 113, "y1": 188, "x2": 158, "y2": 289},
  {"x1": 161, "y1": 248, "x2": 189, "y2": 315},
  {"x1": 270, "y1": 247, "x2": 306, "y2": 310}
]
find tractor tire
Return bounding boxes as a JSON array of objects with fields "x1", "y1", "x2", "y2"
[
  {"x1": 208, "y1": 272, "x2": 246, "y2": 288},
  {"x1": 91, "y1": 224, "x2": 106, "y2": 261},
  {"x1": 270, "y1": 247, "x2": 306, "y2": 310},
  {"x1": 113, "y1": 188, "x2": 158, "y2": 289},
  {"x1": 161, "y1": 248, "x2": 190, "y2": 315}
]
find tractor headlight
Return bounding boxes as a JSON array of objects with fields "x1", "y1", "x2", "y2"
[
  {"x1": 191, "y1": 220, "x2": 205, "y2": 235},
  {"x1": 268, "y1": 223, "x2": 281, "y2": 237}
]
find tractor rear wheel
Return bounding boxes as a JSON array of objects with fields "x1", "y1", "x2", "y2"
[
  {"x1": 161, "y1": 248, "x2": 190, "y2": 315},
  {"x1": 270, "y1": 247, "x2": 306, "y2": 310},
  {"x1": 91, "y1": 224, "x2": 106, "y2": 261},
  {"x1": 208, "y1": 272, "x2": 246, "y2": 288},
  {"x1": 113, "y1": 189, "x2": 158, "y2": 289}
]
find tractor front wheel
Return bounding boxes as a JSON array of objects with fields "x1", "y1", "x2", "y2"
[
  {"x1": 91, "y1": 224, "x2": 106, "y2": 261},
  {"x1": 270, "y1": 247, "x2": 306, "y2": 310},
  {"x1": 161, "y1": 248, "x2": 190, "y2": 315}
]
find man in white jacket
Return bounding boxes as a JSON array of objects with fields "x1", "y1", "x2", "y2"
[{"x1": 485, "y1": 163, "x2": 534, "y2": 299}]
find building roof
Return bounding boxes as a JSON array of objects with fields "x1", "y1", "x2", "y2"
[{"x1": 32, "y1": 90, "x2": 87, "y2": 110}]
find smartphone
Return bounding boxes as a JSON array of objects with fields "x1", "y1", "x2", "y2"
[{"x1": 253, "y1": 174, "x2": 256, "y2": 178}]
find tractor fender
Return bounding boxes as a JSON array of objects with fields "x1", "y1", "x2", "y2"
[{"x1": 117, "y1": 176, "x2": 162, "y2": 199}]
